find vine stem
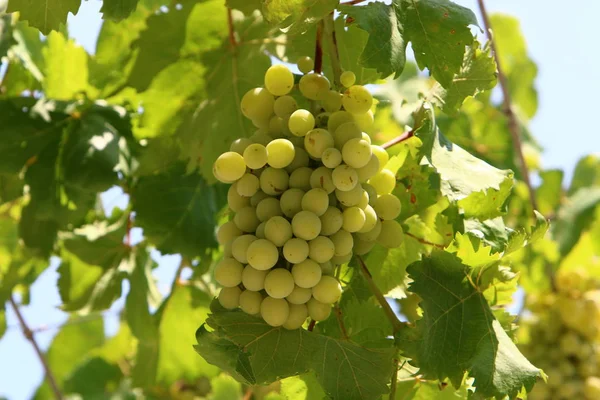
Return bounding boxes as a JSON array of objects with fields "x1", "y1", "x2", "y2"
[
  {"x1": 405, "y1": 232, "x2": 445, "y2": 249},
  {"x1": 389, "y1": 357, "x2": 400, "y2": 399},
  {"x1": 9, "y1": 296, "x2": 63, "y2": 400},
  {"x1": 227, "y1": 7, "x2": 238, "y2": 48},
  {"x1": 314, "y1": 21, "x2": 324, "y2": 74},
  {"x1": 307, "y1": 319, "x2": 316, "y2": 331},
  {"x1": 356, "y1": 256, "x2": 404, "y2": 333},
  {"x1": 341, "y1": 0, "x2": 367, "y2": 5},
  {"x1": 334, "y1": 305, "x2": 349, "y2": 340},
  {"x1": 323, "y1": 13, "x2": 343, "y2": 87},
  {"x1": 170, "y1": 258, "x2": 187, "y2": 295},
  {"x1": 381, "y1": 130, "x2": 414, "y2": 150},
  {"x1": 476, "y1": 0, "x2": 538, "y2": 213}
]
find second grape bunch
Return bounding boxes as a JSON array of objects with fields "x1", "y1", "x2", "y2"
[{"x1": 212, "y1": 57, "x2": 404, "y2": 329}]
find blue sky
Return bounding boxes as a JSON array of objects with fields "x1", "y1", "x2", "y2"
[{"x1": 1, "y1": 1, "x2": 599, "y2": 399}]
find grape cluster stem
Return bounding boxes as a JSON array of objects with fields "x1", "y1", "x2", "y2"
[{"x1": 381, "y1": 129, "x2": 414, "y2": 150}]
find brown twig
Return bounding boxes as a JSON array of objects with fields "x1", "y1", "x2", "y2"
[
  {"x1": 341, "y1": 0, "x2": 367, "y2": 5},
  {"x1": 381, "y1": 130, "x2": 415, "y2": 150},
  {"x1": 9, "y1": 296, "x2": 63, "y2": 400},
  {"x1": 323, "y1": 13, "x2": 343, "y2": 87},
  {"x1": 389, "y1": 357, "x2": 400, "y2": 399},
  {"x1": 334, "y1": 305, "x2": 349, "y2": 340},
  {"x1": 308, "y1": 319, "x2": 316, "y2": 331},
  {"x1": 242, "y1": 387, "x2": 253, "y2": 400},
  {"x1": 405, "y1": 232, "x2": 446, "y2": 249},
  {"x1": 356, "y1": 256, "x2": 404, "y2": 333},
  {"x1": 314, "y1": 21, "x2": 324, "y2": 74},
  {"x1": 227, "y1": 7, "x2": 238, "y2": 48},
  {"x1": 476, "y1": 0, "x2": 538, "y2": 213},
  {"x1": 170, "y1": 258, "x2": 187, "y2": 294}
]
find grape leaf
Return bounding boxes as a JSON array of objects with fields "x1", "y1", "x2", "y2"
[
  {"x1": 535, "y1": 169, "x2": 563, "y2": 216},
  {"x1": 552, "y1": 187, "x2": 600, "y2": 256},
  {"x1": 569, "y1": 154, "x2": 600, "y2": 195},
  {"x1": 125, "y1": 249, "x2": 159, "y2": 341},
  {"x1": 0, "y1": 13, "x2": 14, "y2": 59},
  {"x1": 210, "y1": 374, "x2": 243, "y2": 399},
  {"x1": 6, "y1": 0, "x2": 81, "y2": 35},
  {"x1": 195, "y1": 302, "x2": 395, "y2": 400},
  {"x1": 0, "y1": 307, "x2": 6, "y2": 341},
  {"x1": 280, "y1": 373, "x2": 328, "y2": 400},
  {"x1": 101, "y1": 0, "x2": 139, "y2": 21},
  {"x1": 339, "y1": 2, "x2": 406, "y2": 79},
  {"x1": 262, "y1": 0, "x2": 339, "y2": 33},
  {"x1": 226, "y1": 0, "x2": 261, "y2": 15},
  {"x1": 398, "y1": 251, "x2": 541, "y2": 398}
]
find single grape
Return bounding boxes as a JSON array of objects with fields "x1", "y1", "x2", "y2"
[
  {"x1": 332, "y1": 164, "x2": 358, "y2": 191},
  {"x1": 259, "y1": 167, "x2": 289, "y2": 195},
  {"x1": 322, "y1": 90, "x2": 342, "y2": 113},
  {"x1": 252, "y1": 115, "x2": 270, "y2": 130},
  {"x1": 280, "y1": 188, "x2": 305, "y2": 218},
  {"x1": 301, "y1": 188, "x2": 329, "y2": 216},
  {"x1": 214, "y1": 258, "x2": 244, "y2": 287},
  {"x1": 356, "y1": 218, "x2": 382, "y2": 242},
  {"x1": 308, "y1": 236, "x2": 335, "y2": 263},
  {"x1": 265, "y1": 64, "x2": 294, "y2": 96},
  {"x1": 312, "y1": 276, "x2": 342, "y2": 304},
  {"x1": 243, "y1": 143, "x2": 268, "y2": 170},
  {"x1": 217, "y1": 220, "x2": 242, "y2": 245},
  {"x1": 335, "y1": 184, "x2": 364, "y2": 207},
  {"x1": 283, "y1": 238, "x2": 309, "y2": 264},
  {"x1": 322, "y1": 147, "x2": 342, "y2": 169},
  {"x1": 288, "y1": 109, "x2": 315, "y2": 137},
  {"x1": 247, "y1": 239, "x2": 279, "y2": 270},
  {"x1": 361, "y1": 132, "x2": 371, "y2": 144},
  {"x1": 320, "y1": 206, "x2": 343, "y2": 236},
  {"x1": 289, "y1": 167, "x2": 313, "y2": 191},
  {"x1": 239, "y1": 290, "x2": 263, "y2": 315},
  {"x1": 371, "y1": 145, "x2": 389, "y2": 171},
  {"x1": 359, "y1": 204, "x2": 378, "y2": 233},
  {"x1": 230, "y1": 137, "x2": 253, "y2": 155},
  {"x1": 340, "y1": 71, "x2": 356, "y2": 88},
  {"x1": 369, "y1": 169, "x2": 396, "y2": 194},
  {"x1": 249, "y1": 131, "x2": 273, "y2": 146},
  {"x1": 353, "y1": 110, "x2": 374, "y2": 133},
  {"x1": 283, "y1": 303, "x2": 309, "y2": 330},
  {"x1": 299, "y1": 73, "x2": 330, "y2": 100},
  {"x1": 240, "y1": 88, "x2": 274, "y2": 120},
  {"x1": 228, "y1": 183, "x2": 250, "y2": 211},
  {"x1": 357, "y1": 189, "x2": 370, "y2": 209},
  {"x1": 242, "y1": 265, "x2": 268, "y2": 291},
  {"x1": 286, "y1": 285, "x2": 313, "y2": 304},
  {"x1": 267, "y1": 138, "x2": 295, "y2": 168},
  {"x1": 213, "y1": 151, "x2": 246, "y2": 183},
  {"x1": 342, "y1": 85, "x2": 373, "y2": 115},
  {"x1": 233, "y1": 206, "x2": 260, "y2": 232},
  {"x1": 356, "y1": 153, "x2": 380, "y2": 182},
  {"x1": 305, "y1": 128, "x2": 334, "y2": 159},
  {"x1": 362, "y1": 183, "x2": 378, "y2": 206},
  {"x1": 231, "y1": 234, "x2": 257, "y2": 264},
  {"x1": 285, "y1": 147, "x2": 310, "y2": 173},
  {"x1": 264, "y1": 268, "x2": 295, "y2": 298},
  {"x1": 320, "y1": 261, "x2": 335, "y2": 276},
  {"x1": 342, "y1": 206, "x2": 366, "y2": 232},
  {"x1": 377, "y1": 220, "x2": 403, "y2": 248},
  {"x1": 268, "y1": 116, "x2": 285, "y2": 135},
  {"x1": 292, "y1": 259, "x2": 322, "y2": 288},
  {"x1": 342, "y1": 138, "x2": 372, "y2": 169},
  {"x1": 374, "y1": 193, "x2": 401, "y2": 220},
  {"x1": 297, "y1": 56, "x2": 314, "y2": 74},
  {"x1": 292, "y1": 210, "x2": 322, "y2": 241},
  {"x1": 261, "y1": 297, "x2": 290, "y2": 327},
  {"x1": 353, "y1": 236, "x2": 376, "y2": 255},
  {"x1": 218, "y1": 286, "x2": 242, "y2": 310},
  {"x1": 256, "y1": 197, "x2": 282, "y2": 222},
  {"x1": 330, "y1": 229, "x2": 353, "y2": 256},
  {"x1": 333, "y1": 121, "x2": 362, "y2": 150},
  {"x1": 236, "y1": 173, "x2": 260, "y2": 197},
  {"x1": 274, "y1": 95, "x2": 298, "y2": 118},
  {"x1": 307, "y1": 298, "x2": 331, "y2": 321},
  {"x1": 331, "y1": 251, "x2": 352, "y2": 265},
  {"x1": 264, "y1": 216, "x2": 293, "y2": 247},
  {"x1": 309, "y1": 167, "x2": 335, "y2": 194},
  {"x1": 255, "y1": 221, "x2": 266, "y2": 238},
  {"x1": 328, "y1": 110, "x2": 354, "y2": 133}
]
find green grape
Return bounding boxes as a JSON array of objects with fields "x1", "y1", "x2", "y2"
[
  {"x1": 214, "y1": 258, "x2": 244, "y2": 287},
  {"x1": 288, "y1": 109, "x2": 315, "y2": 137},
  {"x1": 259, "y1": 167, "x2": 289, "y2": 195},
  {"x1": 560, "y1": 331, "x2": 582, "y2": 356},
  {"x1": 256, "y1": 197, "x2": 282, "y2": 222},
  {"x1": 307, "y1": 298, "x2": 331, "y2": 321},
  {"x1": 213, "y1": 151, "x2": 247, "y2": 183},
  {"x1": 299, "y1": 73, "x2": 330, "y2": 100},
  {"x1": 285, "y1": 147, "x2": 310, "y2": 173},
  {"x1": 292, "y1": 210, "x2": 322, "y2": 240},
  {"x1": 374, "y1": 193, "x2": 401, "y2": 220},
  {"x1": 247, "y1": 239, "x2": 279, "y2": 270},
  {"x1": 264, "y1": 216, "x2": 293, "y2": 247},
  {"x1": 362, "y1": 183, "x2": 378, "y2": 206},
  {"x1": 223, "y1": 241, "x2": 233, "y2": 258},
  {"x1": 266, "y1": 138, "x2": 296, "y2": 168},
  {"x1": 342, "y1": 85, "x2": 373, "y2": 114},
  {"x1": 240, "y1": 87, "x2": 274, "y2": 120},
  {"x1": 320, "y1": 206, "x2": 343, "y2": 236},
  {"x1": 301, "y1": 188, "x2": 329, "y2": 216},
  {"x1": 218, "y1": 286, "x2": 242, "y2": 310},
  {"x1": 315, "y1": 112, "x2": 330, "y2": 128},
  {"x1": 353, "y1": 236, "x2": 376, "y2": 255},
  {"x1": 286, "y1": 285, "x2": 312, "y2": 304},
  {"x1": 331, "y1": 251, "x2": 352, "y2": 265},
  {"x1": 283, "y1": 303, "x2": 309, "y2": 330},
  {"x1": 342, "y1": 206, "x2": 366, "y2": 232},
  {"x1": 261, "y1": 297, "x2": 290, "y2": 327},
  {"x1": 322, "y1": 147, "x2": 342, "y2": 168},
  {"x1": 280, "y1": 188, "x2": 305, "y2": 218},
  {"x1": 236, "y1": 173, "x2": 260, "y2": 197},
  {"x1": 342, "y1": 138, "x2": 372, "y2": 169},
  {"x1": 320, "y1": 261, "x2": 335, "y2": 276},
  {"x1": 255, "y1": 221, "x2": 266, "y2": 239},
  {"x1": 234, "y1": 206, "x2": 260, "y2": 232},
  {"x1": 377, "y1": 220, "x2": 403, "y2": 248},
  {"x1": 242, "y1": 265, "x2": 268, "y2": 291},
  {"x1": 371, "y1": 145, "x2": 389, "y2": 171},
  {"x1": 264, "y1": 268, "x2": 295, "y2": 298},
  {"x1": 332, "y1": 164, "x2": 358, "y2": 191},
  {"x1": 335, "y1": 184, "x2": 364, "y2": 207},
  {"x1": 243, "y1": 143, "x2": 268, "y2": 170},
  {"x1": 230, "y1": 137, "x2": 253, "y2": 155},
  {"x1": 369, "y1": 169, "x2": 396, "y2": 194},
  {"x1": 268, "y1": 116, "x2": 285, "y2": 135},
  {"x1": 309, "y1": 167, "x2": 335, "y2": 194},
  {"x1": 328, "y1": 191, "x2": 337, "y2": 207},
  {"x1": 305, "y1": 128, "x2": 334, "y2": 158},
  {"x1": 353, "y1": 110, "x2": 374, "y2": 132},
  {"x1": 265, "y1": 64, "x2": 294, "y2": 96},
  {"x1": 249, "y1": 131, "x2": 273, "y2": 146},
  {"x1": 585, "y1": 377, "x2": 600, "y2": 400},
  {"x1": 340, "y1": 70, "x2": 356, "y2": 88},
  {"x1": 217, "y1": 220, "x2": 242, "y2": 245},
  {"x1": 308, "y1": 236, "x2": 335, "y2": 263},
  {"x1": 330, "y1": 229, "x2": 353, "y2": 256},
  {"x1": 356, "y1": 218, "x2": 381, "y2": 242},
  {"x1": 292, "y1": 259, "x2": 322, "y2": 288},
  {"x1": 312, "y1": 276, "x2": 342, "y2": 304},
  {"x1": 252, "y1": 115, "x2": 270, "y2": 130},
  {"x1": 361, "y1": 132, "x2": 371, "y2": 144},
  {"x1": 283, "y1": 238, "x2": 309, "y2": 264},
  {"x1": 228, "y1": 183, "x2": 250, "y2": 211},
  {"x1": 274, "y1": 95, "x2": 298, "y2": 118},
  {"x1": 356, "y1": 153, "x2": 380, "y2": 182},
  {"x1": 239, "y1": 290, "x2": 263, "y2": 315},
  {"x1": 359, "y1": 205, "x2": 378, "y2": 233},
  {"x1": 357, "y1": 189, "x2": 370, "y2": 209},
  {"x1": 322, "y1": 90, "x2": 342, "y2": 112},
  {"x1": 289, "y1": 167, "x2": 313, "y2": 190},
  {"x1": 231, "y1": 234, "x2": 257, "y2": 264},
  {"x1": 333, "y1": 121, "x2": 362, "y2": 150},
  {"x1": 328, "y1": 110, "x2": 354, "y2": 133},
  {"x1": 297, "y1": 56, "x2": 314, "y2": 74}
]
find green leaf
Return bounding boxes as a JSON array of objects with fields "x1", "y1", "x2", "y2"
[
  {"x1": 6, "y1": 0, "x2": 81, "y2": 34},
  {"x1": 339, "y1": 2, "x2": 406, "y2": 79},
  {"x1": 552, "y1": 187, "x2": 600, "y2": 256},
  {"x1": 388, "y1": 376, "x2": 469, "y2": 400},
  {"x1": 101, "y1": 0, "x2": 139, "y2": 21},
  {"x1": 535, "y1": 169, "x2": 563, "y2": 216},
  {"x1": 210, "y1": 374, "x2": 243, "y2": 400},
  {"x1": 132, "y1": 162, "x2": 226, "y2": 257},
  {"x1": 397, "y1": 0, "x2": 478, "y2": 87},
  {"x1": 262, "y1": 0, "x2": 339, "y2": 33},
  {"x1": 568, "y1": 154, "x2": 600, "y2": 195},
  {"x1": 226, "y1": 0, "x2": 261, "y2": 15},
  {"x1": 280, "y1": 373, "x2": 327, "y2": 400},
  {"x1": 0, "y1": 14, "x2": 15, "y2": 59},
  {"x1": 195, "y1": 301, "x2": 395, "y2": 400},
  {"x1": 0, "y1": 307, "x2": 5, "y2": 340},
  {"x1": 125, "y1": 249, "x2": 159, "y2": 341},
  {"x1": 398, "y1": 251, "x2": 541, "y2": 398}
]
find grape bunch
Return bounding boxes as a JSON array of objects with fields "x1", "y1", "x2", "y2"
[
  {"x1": 520, "y1": 268, "x2": 600, "y2": 399},
  {"x1": 211, "y1": 58, "x2": 404, "y2": 329}
]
